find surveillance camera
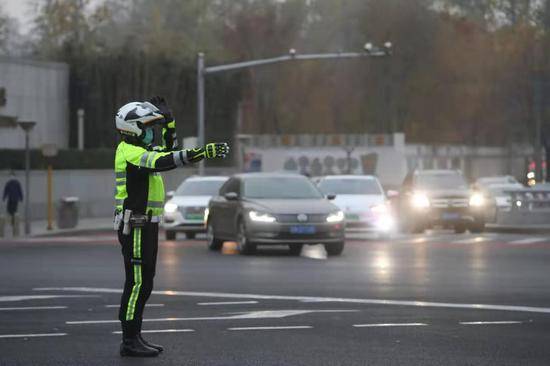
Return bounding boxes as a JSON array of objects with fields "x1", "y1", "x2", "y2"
[
  {"x1": 364, "y1": 43, "x2": 373, "y2": 52},
  {"x1": 289, "y1": 48, "x2": 297, "y2": 56}
]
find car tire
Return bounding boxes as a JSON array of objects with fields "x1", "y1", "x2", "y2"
[
  {"x1": 325, "y1": 241, "x2": 345, "y2": 256},
  {"x1": 237, "y1": 220, "x2": 256, "y2": 255},
  {"x1": 165, "y1": 230, "x2": 176, "y2": 240},
  {"x1": 185, "y1": 232, "x2": 196, "y2": 239},
  {"x1": 206, "y1": 222, "x2": 223, "y2": 251},
  {"x1": 469, "y1": 221, "x2": 485, "y2": 234},
  {"x1": 288, "y1": 244, "x2": 303, "y2": 256},
  {"x1": 454, "y1": 224, "x2": 467, "y2": 234}
]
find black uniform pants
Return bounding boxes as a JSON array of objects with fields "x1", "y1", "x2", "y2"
[{"x1": 118, "y1": 222, "x2": 158, "y2": 338}]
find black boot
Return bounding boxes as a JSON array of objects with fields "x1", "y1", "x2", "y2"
[
  {"x1": 138, "y1": 334, "x2": 164, "y2": 353},
  {"x1": 119, "y1": 337, "x2": 160, "y2": 357}
]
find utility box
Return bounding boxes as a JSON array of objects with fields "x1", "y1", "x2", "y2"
[{"x1": 57, "y1": 196, "x2": 79, "y2": 229}]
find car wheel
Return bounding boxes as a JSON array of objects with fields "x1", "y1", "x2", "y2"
[
  {"x1": 469, "y1": 221, "x2": 485, "y2": 234},
  {"x1": 206, "y1": 222, "x2": 223, "y2": 251},
  {"x1": 165, "y1": 230, "x2": 176, "y2": 240},
  {"x1": 454, "y1": 224, "x2": 467, "y2": 234},
  {"x1": 325, "y1": 241, "x2": 345, "y2": 256},
  {"x1": 185, "y1": 232, "x2": 196, "y2": 239},
  {"x1": 237, "y1": 220, "x2": 256, "y2": 255},
  {"x1": 288, "y1": 244, "x2": 303, "y2": 256}
]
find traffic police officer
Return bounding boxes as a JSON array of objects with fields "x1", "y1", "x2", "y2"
[{"x1": 114, "y1": 97, "x2": 229, "y2": 357}]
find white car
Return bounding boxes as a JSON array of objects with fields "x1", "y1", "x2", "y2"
[
  {"x1": 316, "y1": 175, "x2": 395, "y2": 237},
  {"x1": 163, "y1": 176, "x2": 228, "y2": 240}
]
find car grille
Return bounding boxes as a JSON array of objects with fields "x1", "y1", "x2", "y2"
[
  {"x1": 179, "y1": 206, "x2": 206, "y2": 216},
  {"x1": 431, "y1": 198, "x2": 468, "y2": 208},
  {"x1": 275, "y1": 214, "x2": 327, "y2": 223}
]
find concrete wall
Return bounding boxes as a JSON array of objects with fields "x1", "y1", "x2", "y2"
[{"x1": 0, "y1": 57, "x2": 69, "y2": 149}]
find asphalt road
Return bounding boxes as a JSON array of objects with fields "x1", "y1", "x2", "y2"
[{"x1": 1, "y1": 230, "x2": 550, "y2": 365}]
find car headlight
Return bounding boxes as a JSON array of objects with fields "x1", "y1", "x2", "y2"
[
  {"x1": 164, "y1": 202, "x2": 178, "y2": 213},
  {"x1": 371, "y1": 203, "x2": 389, "y2": 214},
  {"x1": 411, "y1": 192, "x2": 430, "y2": 209},
  {"x1": 249, "y1": 210, "x2": 276, "y2": 223},
  {"x1": 326, "y1": 210, "x2": 344, "y2": 223},
  {"x1": 469, "y1": 193, "x2": 485, "y2": 207}
]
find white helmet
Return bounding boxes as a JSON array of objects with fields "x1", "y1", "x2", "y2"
[{"x1": 115, "y1": 101, "x2": 164, "y2": 137}]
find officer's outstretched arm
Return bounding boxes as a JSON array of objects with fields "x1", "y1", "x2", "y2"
[{"x1": 125, "y1": 143, "x2": 230, "y2": 172}]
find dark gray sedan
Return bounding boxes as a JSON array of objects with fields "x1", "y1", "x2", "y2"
[{"x1": 205, "y1": 173, "x2": 346, "y2": 255}]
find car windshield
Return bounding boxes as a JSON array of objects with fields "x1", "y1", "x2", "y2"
[
  {"x1": 318, "y1": 178, "x2": 382, "y2": 195},
  {"x1": 415, "y1": 173, "x2": 468, "y2": 190},
  {"x1": 175, "y1": 180, "x2": 226, "y2": 196},
  {"x1": 243, "y1": 176, "x2": 323, "y2": 199}
]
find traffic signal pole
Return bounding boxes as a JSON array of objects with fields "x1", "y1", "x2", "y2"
[{"x1": 196, "y1": 44, "x2": 392, "y2": 175}]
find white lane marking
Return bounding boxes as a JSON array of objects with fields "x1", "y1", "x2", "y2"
[
  {"x1": 452, "y1": 236, "x2": 493, "y2": 245},
  {"x1": 460, "y1": 321, "x2": 523, "y2": 325},
  {"x1": 113, "y1": 329, "x2": 194, "y2": 334},
  {"x1": 66, "y1": 309, "x2": 358, "y2": 325},
  {"x1": 0, "y1": 333, "x2": 67, "y2": 339},
  {"x1": 105, "y1": 304, "x2": 164, "y2": 308},
  {"x1": 197, "y1": 301, "x2": 258, "y2": 306},
  {"x1": 0, "y1": 295, "x2": 98, "y2": 302},
  {"x1": 36, "y1": 287, "x2": 550, "y2": 315},
  {"x1": 0, "y1": 306, "x2": 67, "y2": 311},
  {"x1": 508, "y1": 237, "x2": 548, "y2": 245},
  {"x1": 353, "y1": 323, "x2": 427, "y2": 328},
  {"x1": 228, "y1": 326, "x2": 312, "y2": 331}
]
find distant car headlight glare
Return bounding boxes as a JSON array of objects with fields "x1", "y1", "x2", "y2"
[
  {"x1": 249, "y1": 210, "x2": 276, "y2": 223},
  {"x1": 411, "y1": 192, "x2": 430, "y2": 209},
  {"x1": 164, "y1": 202, "x2": 178, "y2": 213},
  {"x1": 469, "y1": 193, "x2": 485, "y2": 207},
  {"x1": 371, "y1": 203, "x2": 389, "y2": 214},
  {"x1": 326, "y1": 210, "x2": 345, "y2": 223}
]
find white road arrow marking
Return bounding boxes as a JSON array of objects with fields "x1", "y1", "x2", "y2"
[
  {"x1": 66, "y1": 309, "x2": 358, "y2": 325},
  {"x1": 35, "y1": 287, "x2": 550, "y2": 315}
]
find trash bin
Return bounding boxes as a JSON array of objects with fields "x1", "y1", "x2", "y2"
[{"x1": 57, "y1": 196, "x2": 79, "y2": 229}]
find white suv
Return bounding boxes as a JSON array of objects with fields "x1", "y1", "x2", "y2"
[{"x1": 162, "y1": 176, "x2": 228, "y2": 240}]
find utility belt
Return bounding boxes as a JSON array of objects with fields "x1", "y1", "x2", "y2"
[{"x1": 114, "y1": 209, "x2": 162, "y2": 235}]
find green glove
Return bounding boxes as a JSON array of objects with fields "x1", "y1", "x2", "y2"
[{"x1": 185, "y1": 142, "x2": 229, "y2": 163}]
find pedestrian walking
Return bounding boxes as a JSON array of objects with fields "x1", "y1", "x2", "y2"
[{"x1": 2, "y1": 170, "x2": 23, "y2": 237}]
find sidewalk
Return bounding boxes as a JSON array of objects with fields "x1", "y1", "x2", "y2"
[{"x1": 0, "y1": 217, "x2": 113, "y2": 239}]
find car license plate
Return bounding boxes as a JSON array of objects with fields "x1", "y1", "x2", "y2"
[
  {"x1": 441, "y1": 212, "x2": 460, "y2": 220},
  {"x1": 185, "y1": 213, "x2": 203, "y2": 221},
  {"x1": 345, "y1": 213, "x2": 360, "y2": 221},
  {"x1": 290, "y1": 225, "x2": 316, "y2": 234}
]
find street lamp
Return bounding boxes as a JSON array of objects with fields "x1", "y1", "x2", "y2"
[
  {"x1": 196, "y1": 42, "x2": 392, "y2": 175},
  {"x1": 18, "y1": 121, "x2": 36, "y2": 235}
]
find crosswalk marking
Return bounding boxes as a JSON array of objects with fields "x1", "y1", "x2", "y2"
[
  {"x1": 508, "y1": 237, "x2": 548, "y2": 245},
  {"x1": 113, "y1": 329, "x2": 194, "y2": 334},
  {"x1": 353, "y1": 323, "x2": 427, "y2": 328},
  {"x1": 0, "y1": 333, "x2": 67, "y2": 339},
  {"x1": 0, "y1": 306, "x2": 67, "y2": 311},
  {"x1": 452, "y1": 236, "x2": 494, "y2": 245},
  {"x1": 228, "y1": 326, "x2": 312, "y2": 331},
  {"x1": 460, "y1": 321, "x2": 523, "y2": 325}
]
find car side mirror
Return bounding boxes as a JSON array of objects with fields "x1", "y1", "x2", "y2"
[
  {"x1": 326, "y1": 194, "x2": 336, "y2": 200},
  {"x1": 224, "y1": 192, "x2": 238, "y2": 201},
  {"x1": 166, "y1": 190, "x2": 175, "y2": 199},
  {"x1": 386, "y1": 190, "x2": 399, "y2": 198}
]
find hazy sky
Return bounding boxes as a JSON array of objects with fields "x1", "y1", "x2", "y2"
[{"x1": 3, "y1": 0, "x2": 34, "y2": 33}]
